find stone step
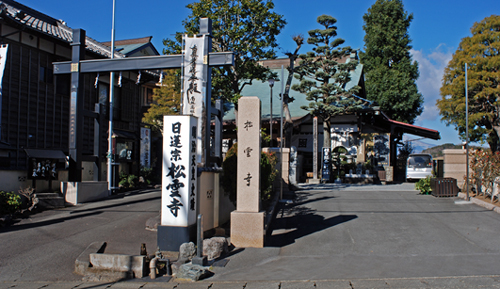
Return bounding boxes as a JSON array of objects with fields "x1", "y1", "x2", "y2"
[{"x1": 36, "y1": 192, "x2": 65, "y2": 209}]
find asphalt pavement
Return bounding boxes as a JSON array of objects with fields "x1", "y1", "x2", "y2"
[{"x1": 2, "y1": 183, "x2": 500, "y2": 288}]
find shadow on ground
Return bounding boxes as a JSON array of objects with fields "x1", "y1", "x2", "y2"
[{"x1": 265, "y1": 190, "x2": 357, "y2": 247}]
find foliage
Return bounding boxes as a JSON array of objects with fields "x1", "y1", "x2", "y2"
[
  {"x1": 142, "y1": 70, "x2": 181, "y2": 134},
  {"x1": 292, "y1": 15, "x2": 362, "y2": 148},
  {"x1": 468, "y1": 148, "x2": 500, "y2": 196},
  {"x1": 437, "y1": 15, "x2": 500, "y2": 152},
  {"x1": 18, "y1": 187, "x2": 38, "y2": 212},
  {"x1": 260, "y1": 150, "x2": 278, "y2": 205},
  {"x1": 140, "y1": 167, "x2": 159, "y2": 185},
  {"x1": 415, "y1": 176, "x2": 432, "y2": 195},
  {"x1": 359, "y1": 0, "x2": 423, "y2": 123},
  {"x1": 221, "y1": 144, "x2": 238, "y2": 203},
  {"x1": 119, "y1": 172, "x2": 139, "y2": 189},
  {"x1": 163, "y1": 0, "x2": 286, "y2": 107},
  {"x1": 221, "y1": 143, "x2": 278, "y2": 206},
  {"x1": 398, "y1": 141, "x2": 414, "y2": 161},
  {"x1": 0, "y1": 191, "x2": 21, "y2": 215}
]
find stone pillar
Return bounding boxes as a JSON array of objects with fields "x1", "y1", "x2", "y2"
[
  {"x1": 289, "y1": 146, "x2": 298, "y2": 186},
  {"x1": 443, "y1": 149, "x2": 467, "y2": 188},
  {"x1": 231, "y1": 97, "x2": 264, "y2": 248},
  {"x1": 158, "y1": 115, "x2": 198, "y2": 251}
]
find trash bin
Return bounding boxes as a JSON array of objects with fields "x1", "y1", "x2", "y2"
[{"x1": 431, "y1": 178, "x2": 459, "y2": 197}]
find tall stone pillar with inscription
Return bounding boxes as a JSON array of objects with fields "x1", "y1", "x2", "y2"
[
  {"x1": 158, "y1": 115, "x2": 198, "y2": 251},
  {"x1": 230, "y1": 97, "x2": 264, "y2": 248}
]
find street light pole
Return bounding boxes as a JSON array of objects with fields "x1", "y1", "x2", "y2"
[
  {"x1": 465, "y1": 63, "x2": 469, "y2": 202},
  {"x1": 268, "y1": 79, "x2": 274, "y2": 146},
  {"x1": 107, "y1": 0, "x2": 116, "y2": 194}
]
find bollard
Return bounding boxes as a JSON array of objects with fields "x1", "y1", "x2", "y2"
[
  {"x1": 192, "y1": 214, "x2": 207, "y2": 266},
  {"x1": 166, "y1": 259, "x2": 172, "y2": 276}
]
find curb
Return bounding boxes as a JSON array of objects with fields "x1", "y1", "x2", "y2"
[
  {"x1": 75, "y1": 241, "x2": 107, "y2": 276},
  {"x1": 457, "y1": 192, "x2": 500, "y2": 214}
]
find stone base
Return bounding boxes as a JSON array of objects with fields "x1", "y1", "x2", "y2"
[
  {"x1": 230, "y1": 211, "x2": 264, "y2": 248},
  {"x1": 89, "y1": 253, "x2": 147, "y2": 278},
  {"x1": 307, "y1": 178, "x2": 321, "y2": 184},
  {"x1": 157, "y1": 225, "x2": 196, "y2": 252},
  {"x1": 61, "y1": 181, "x2": 109, "y2": 205}
]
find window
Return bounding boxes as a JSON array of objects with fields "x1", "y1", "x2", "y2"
[
  {"x1": 39, "y1": 66, "x2": 53, "y2": 83},
  {"x1": 144, "y1": 87, "x2": 154, "y2": 105}
]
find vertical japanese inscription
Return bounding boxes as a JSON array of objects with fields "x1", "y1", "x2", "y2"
[
  {"x1": 236, "y1": 97, "x2": 261, "y2": 213},
  {"x1": 162, "y1": 115, "x2": 198, "y2": 227},
  {"x1": 187, "y1": 44, "x2": 199, "y2": 115},
  {"x1": 189, "y1": 125, "x2": 197, "y2": 211},
  {"x1": 166, "y1": 122, "x2": 185, "y2": 217}
]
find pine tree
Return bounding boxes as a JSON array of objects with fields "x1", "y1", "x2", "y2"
[
  {"x1": 292, "y1": 15, "x2": 362, "y2": 148},
  {"x1": 359, "y1": 0, "x2": 423, "y2": 124}
]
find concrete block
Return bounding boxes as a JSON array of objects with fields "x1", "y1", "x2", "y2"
[
  {"x1": 89, "y1": 253, "x2": 147, "y2": 278},
  {"x1": 230, "y1": 211, "x2": 264, "y2": 248},
  {"x1": 61, "y1": 181, "x2": 108, "y2": 205},
  {"x1": 74, "y1": 241, "x2": 106, "y2": 276}
]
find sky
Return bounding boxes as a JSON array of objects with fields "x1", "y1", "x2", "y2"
[{"x1": 18, "y1": 0, "x2": 500, "y2": 147}]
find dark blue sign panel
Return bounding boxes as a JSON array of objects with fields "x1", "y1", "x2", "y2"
[{"x1": 322, "y1": 147, "x2": 331, "y2": 182}]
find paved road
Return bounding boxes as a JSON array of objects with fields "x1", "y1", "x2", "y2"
[
  {"x1": 2, "y1": 183, "x2": 500, "y2": 288},
  {"x1": 207, "y1": 183, "x2": 500, "y2": 285},
  {"x1": 0, "y1": 189, "x2": 160, "y2": 282}
]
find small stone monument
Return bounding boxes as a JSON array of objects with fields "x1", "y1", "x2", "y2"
[
  {"x1": 289, "y1": 146, "x2": 298, "y2": 185},
  {"x1": 230, "y1": 96, "x2": 264, "y2": 248}
]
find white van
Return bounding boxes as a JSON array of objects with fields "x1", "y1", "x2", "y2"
[{"x1": 406, "y1": 154, "x2": 433, "y2": 181}]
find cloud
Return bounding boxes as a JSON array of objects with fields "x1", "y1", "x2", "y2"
[{"x1": 411, "y1": 46, "x2": 453, "y2": 123}]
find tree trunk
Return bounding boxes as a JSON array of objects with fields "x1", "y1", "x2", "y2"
[
  {"x1": 490, "y1": 127, "x2": 500, "y2": 153},
  {"x1": 282, "y1": 35, "x2": 303, "y2": 148},
  {"x1": 323, "y1": 120, "x2": 331, "y2": 149}
]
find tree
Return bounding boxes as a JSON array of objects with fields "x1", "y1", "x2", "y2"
[
  {"x1": 292, "y1": 15, "x2": 362, "y2": 148},
  {"x1": 142, "y1": 70, "x2": 181, "y2": 134},
  {"x1": 282, "y1": 34, "x2": 304, "y2": 148},
  {"x1": 163, "y1": 0, "x2": 286, "y2": 108},
  {"x1": 437, "y1": 15, "x2": 500, "y2": 152},
  {"x1": 359, "y1": 0, "x2": 423, "y2": 124}
]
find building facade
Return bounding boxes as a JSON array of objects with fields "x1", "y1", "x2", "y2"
[{"x1": 0, "y1": 0, "x2": 157, "y2": 192}]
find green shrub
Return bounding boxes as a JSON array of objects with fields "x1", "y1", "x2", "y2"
[
  {"x1": 118, "y1": 172, "x2": 139, "y2": 189},
  {"x1": 127, "y1": 174, "x2": 138, "y2": 188},
  {"x1": 415, "y1": 176, "x2": 432, "y2": 195},
  {"x1": 222, "y1": 143, "x2": 278, "y2": 206},
  {"x1": 260, "y1": 151, "x2": 278, "y2": 205},
  {"x1": 140, "y1": 167, "x2": 160, "y2": 185},
  {"x1": 0, "y1": 191, "x2": 22, "y2": 215}
]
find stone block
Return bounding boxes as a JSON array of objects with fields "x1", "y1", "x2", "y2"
[
  {"x1": 230, "y1": 211, "x2": 264, "y2": 248},
  {"x1": 89, "y1": 253, "x2": 147, "y2": 278},
  {"x1": 443, "y1": 149, "x2": 467, "y2": 164},
  {"x1": 203, "y1": 237, "x2": 229, "y2": 260},
  {"x1": 74, "y1": 241, "x2": 106, "y2": 276},
  {"x1": 179, "y1": 242, "x2": 196, "y2": 262},
  {"x1": 61, "y1": 181, "x2": 108, "y2": 205}
]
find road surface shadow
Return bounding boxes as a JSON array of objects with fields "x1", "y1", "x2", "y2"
[{"x1": 266, "y1": 210, "x2": 357, "y2": 247}]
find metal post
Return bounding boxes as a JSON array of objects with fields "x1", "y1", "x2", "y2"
[
  {"x1": 465, "y1": 63, "x2": 469, "y2": 202},
  {"x1": 280, "y1": 66, "x2": 284, "y2": 200},
  {"x1": 268, "y1": 79, "x2": 274, "y2": 145},
  {"x1": 107, "y1": 0, "x2": 116, "y2": 194}
]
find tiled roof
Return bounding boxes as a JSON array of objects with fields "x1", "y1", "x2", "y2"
[{"x1": 0, "y1": 0, "x2": 124, "y2": 58}]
